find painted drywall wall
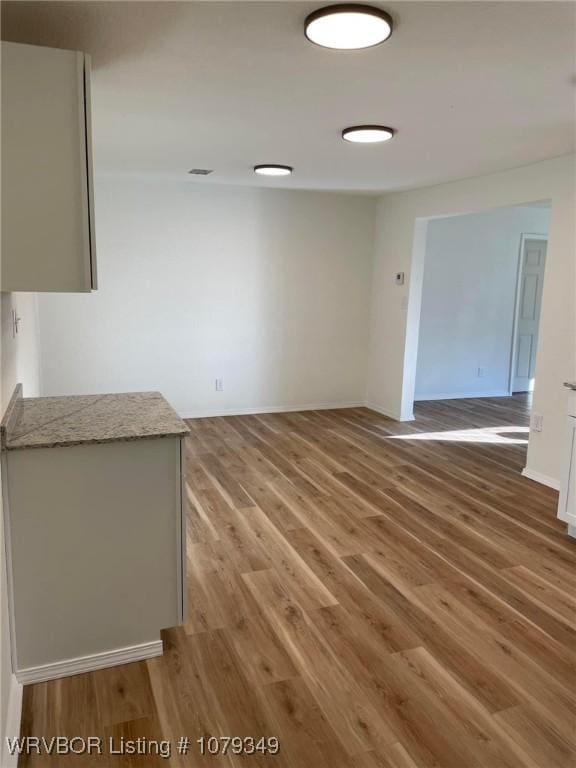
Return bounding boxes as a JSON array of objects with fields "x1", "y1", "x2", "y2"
[
  {"x1": 0, "y1": 294, "x2": 41, "y2": 401},
  {"x1": 0, "y1": 291, "x2": 40, "y2": 764},
  {"x1": 415, "y1": 205, "x2": 550, "y2": 401},
  {"x1": 37, "y1": 180, "x2": 375, "y2": 416},
  {"x1": 367, "y1": 153, "x2": 575, "y2": 486}
]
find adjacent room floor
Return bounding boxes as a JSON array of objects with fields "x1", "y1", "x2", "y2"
[{"x1": 20, "y1": 395, "x2": 576, "y2": 767}]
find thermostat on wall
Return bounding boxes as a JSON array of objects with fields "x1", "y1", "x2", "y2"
[{"x1": 395, "y1": 272, "x2": 405, "y2": 285}]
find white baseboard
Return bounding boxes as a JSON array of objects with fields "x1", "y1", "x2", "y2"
[
  {"x1": 1, "y1": 674, "x2": 23, "y2": 768},
  {"x1": 180, "y1": 401, "x2": 365, "y2": 419},
  {"x1": 365, "y1": 402, "x2": 414, "y2": 422},
  {"x1": 521, "y1": 468, "x2": 560, "y2": 491},
  {"x1": 16, "y1": 640, "x2": 163, "y2": 685},
  {"x1": 414, "y1": 390, "x2": 511, "y2": 402}
]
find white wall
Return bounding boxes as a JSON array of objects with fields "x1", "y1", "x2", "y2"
[
  {"x1": 367, "y1": 153, "x2": 576, "y2": 486},
  {"x1": 415, "y1": 205, "x2": 550, "y2": 401},
  {"x1": 0, "y1": 291, "x2": 40, "y2": 764},
  {"x1": 0, "y1": 294, "x2": 41, "y2": 402},
  {"x1": 37, "y1": 179, "x2": 376, "y2": 416}
]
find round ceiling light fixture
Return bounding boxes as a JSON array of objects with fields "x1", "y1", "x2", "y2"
[
  {"x1": 342, "y1": 125, "x2": 395, "y2": 143},
  {"x1": 304, "y1": 4, "x2": 393, "y2": 50},
  {"x1": 253, "y1": 164, "x2": 293, "y2": 176}
]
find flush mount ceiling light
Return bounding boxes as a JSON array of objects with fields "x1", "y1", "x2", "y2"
[
  {"x1": 253, "y1": 164, "x2": 293, "y2": 176},
  {"x1": 342, "y1": 125, "x2": 395, "y2": 143},
  {"x1": 305, "y1": 4, "x2": 393, "y2": 50}
]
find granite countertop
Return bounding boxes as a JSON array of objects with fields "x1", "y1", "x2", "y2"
[{"x1": 0, "y1": 385, "x2": 189, "y2": 451}]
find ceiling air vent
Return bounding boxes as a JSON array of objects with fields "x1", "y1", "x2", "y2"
[{"x1": 188, "y1": 168, "x2": 213, "y2": 175}]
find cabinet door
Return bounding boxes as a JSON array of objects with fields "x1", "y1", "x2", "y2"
[
  {"x1": 1, "y1": 42, "x2": 97, "y2": 292},
  {"x1": 566, "y1": 426, "x2": 576, "y2": 523},
  {"x1": 558, "y1": 417, "x2": 576, "y2": 525}
]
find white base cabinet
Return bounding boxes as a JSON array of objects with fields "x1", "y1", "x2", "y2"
[
  {"x1": 2, "y1": 437, "x2": 185, "y2": 681},
  {"x1": 558, "y1": 386, "x2": 576, "y2": 535}
]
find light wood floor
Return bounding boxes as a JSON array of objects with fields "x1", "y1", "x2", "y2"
[{"x1": 20, "y1": 396, "x2": 576, "y2": 767}]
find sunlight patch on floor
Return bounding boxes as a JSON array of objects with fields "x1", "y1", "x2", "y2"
[{"x1": 386, "y1": 426, "x2": 529, "y2": 445}]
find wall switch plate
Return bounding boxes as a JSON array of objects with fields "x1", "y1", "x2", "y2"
[
  {"x1": 11, "y1": 308, "x2": 21, "y2": 338},
  {"x1": 215, "y1": 378, "x2": 224, "y2": 392},
  {"x1": 477, "y1": 367, "x2": 485, "y2": 378},
  {"x1": 531, "y1": 413, "x2": 543, "y2": 432},
  {"x1": 395, "y1": 272, "x2": 405, "y2": 286}
]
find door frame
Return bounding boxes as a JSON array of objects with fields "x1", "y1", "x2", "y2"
[{"x1": 508, "y1": 232, "x2": 548, "y2": 395}]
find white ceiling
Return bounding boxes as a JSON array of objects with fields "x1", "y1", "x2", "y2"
[{"x1": 2, "y1": 1, "x2": 575, "y2": 192}]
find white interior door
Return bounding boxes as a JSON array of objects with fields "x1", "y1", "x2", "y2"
[{"x1": 512, "y1": 237, "x2": 547, "y2": 393}]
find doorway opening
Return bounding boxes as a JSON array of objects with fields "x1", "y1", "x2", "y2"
[{"x1": 412, "y1": 201, "x2": 550, "y2": 411}]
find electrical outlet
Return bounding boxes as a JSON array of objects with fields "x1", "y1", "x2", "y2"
[
  {"x1": 215, "y1": 378, "x2": 224, "y2": 392},
  {"x1": 531, "y1": 413, "x2": 543, "y2": 432},
  {"x1": 477, "y1": 367, "x2": 485, "y2": 378}
]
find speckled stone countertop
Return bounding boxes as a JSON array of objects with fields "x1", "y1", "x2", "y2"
[{"x1": 0, "y1": 385, "x2": 189, "y2": 451}]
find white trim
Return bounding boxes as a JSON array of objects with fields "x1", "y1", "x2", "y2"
[
  {"x1": 180, "y1": 401, "x2": 364, "y2": 419},
  {"x1": 521, "y1": 467, "x2": 560, "y2": 491},
  {"x1": 508, "y1": 232, "x2": 548, "y2": 395},
  {"x1": 16, "y1": 640, "x2": 163, "y2": 685},
  {"x1": 1, "y1": 675, "x2": 23, "y2": 768},
  {"x1": 414, "y1": 390, "x2": 511, "y2": 402},
  {"x1": 365, "y1": 402, "x2": 414, "y2": 422}
]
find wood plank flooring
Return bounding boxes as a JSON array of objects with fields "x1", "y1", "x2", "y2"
[{"x1": 19, "y1": 395, "x2": 576, "y2": 767}]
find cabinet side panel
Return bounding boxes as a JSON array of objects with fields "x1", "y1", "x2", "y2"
[
  {"x1": 558, "y1": 418, "x2": 576, "y2": 524},
  {"x1": 178, "y1": 437, "x2": 186, "y2": 623},
  {"x1": 83, "y1": 53, "x2": 98, "y2": 290},
  {"x1": 1, "y1": 42, "x2": 90, "y2": 292},
  {"x1": 6, "y1": 438, "x2": 181, "y2": 670}
]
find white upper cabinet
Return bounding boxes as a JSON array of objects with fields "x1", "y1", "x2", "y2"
[{"x1": 1, "y1": 42, "x2": 97, "y2": 292}]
